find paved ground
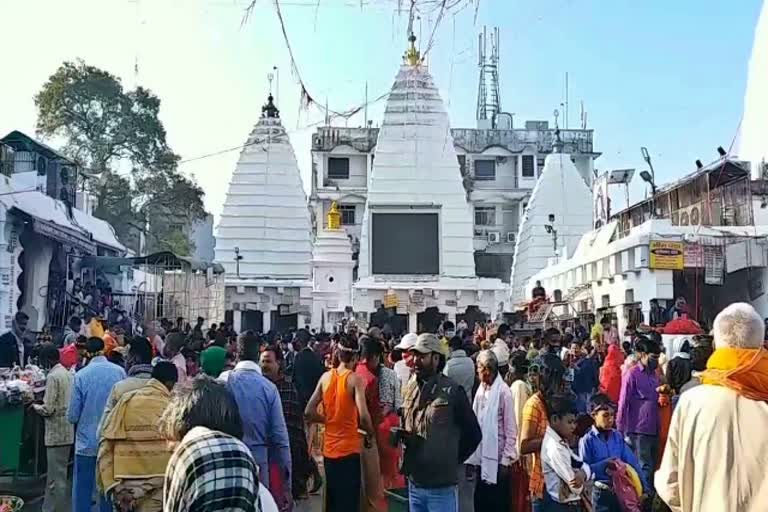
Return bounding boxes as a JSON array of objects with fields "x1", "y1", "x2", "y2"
[{"x1": 20, "y1": 492, "x2": 323, "y2": 511}]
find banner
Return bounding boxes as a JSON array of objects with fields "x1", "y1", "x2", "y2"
[
  {"x1": 704, "y1": 245, "x2": 724, "y2": 285},
  {"x1": 683, "y1": 243, "x2": 703, "y2": 267},
  {"x1": 593, "y1": 172, "x2": 610, "y2": 228},
  {"x1": 649, "y1": 240, "x2": 684, "y2": 270}
]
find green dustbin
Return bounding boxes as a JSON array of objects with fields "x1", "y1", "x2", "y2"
[
  {"x1": 385, "y1": 488, "x2": 408, "y2": 512},
  {"x1": 0, "y1": 405, "x2": 25, "y2": 473}
]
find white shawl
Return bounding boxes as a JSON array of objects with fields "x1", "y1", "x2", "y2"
[{"x1": 467, "y1": 375, "x2": 503, "y2": 484}]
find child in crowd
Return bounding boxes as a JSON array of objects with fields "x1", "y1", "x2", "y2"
[
  {"x1": 541, "y1": 395, "x2": 592, "y2": 511},
  {"x1": 579, "y1": 394, "x2": 645, "y2": 512}
]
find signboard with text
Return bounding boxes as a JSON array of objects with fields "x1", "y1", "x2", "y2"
[{"x1": 649, "y1": 240, "x2": 684, "y2": 270}]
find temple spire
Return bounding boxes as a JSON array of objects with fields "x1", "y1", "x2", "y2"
[
  {"x1": 404, "y1": 33, "x2": 421, "y2": 67},
  {"x1": 262, "y1": 93, "x2": 280, "y2": 119}
]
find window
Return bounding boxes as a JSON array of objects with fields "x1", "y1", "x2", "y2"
[
  {"x1": 474, "y1": 206, "x2": 496, "y2": 226},
  {"x1": 457, "y1": 155, "x2": 467, "y2": 175},
  {"x1": 339, "y1": 204, "x2": 356, "y2": 225},
  {"x1": 327, "y1": 157, "x2": 350, "y2": 179},
  {"x1": 474, "y1": 159, "x2": 496, "y2": 180},
  {"x1": 522, "y1": 155, "x2": 535, "y2": 177},
  {"x1": 537, "y1": 157, "x2": 546, "y2": 176}
]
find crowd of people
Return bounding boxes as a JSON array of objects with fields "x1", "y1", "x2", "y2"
[{"x1": 2, "y1": 299, "x2": 768, "y2": 511}]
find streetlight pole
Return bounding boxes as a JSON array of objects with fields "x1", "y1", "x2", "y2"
[{"x1": 234, "y1": 247, "x2": 243, "y2": 278}]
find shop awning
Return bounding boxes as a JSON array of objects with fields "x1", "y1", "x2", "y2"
[
  {"x1": 80, "y1": 251, "x2": 225, "y2": 274},
  {"x1": 32, "y1": 217, "x2": 96, "y2": 254},
  {"x1": 0, "y1": 176, "x2": 124, "y2": 254}
]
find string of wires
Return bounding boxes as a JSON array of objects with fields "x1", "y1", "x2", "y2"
[
  {"x1": 176, "y1": 90, "x2": 389, "y2": 166},
  {"x1": 242, "y1": 0, "x2": 476, "y2": 120}
]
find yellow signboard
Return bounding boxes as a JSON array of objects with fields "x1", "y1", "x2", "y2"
[
  {"x1": 649, "y1": 240, "x2": 684, "y2": 270},
  {"x1": 384, "y1": 289, "x2": 399, "y2": 309}
]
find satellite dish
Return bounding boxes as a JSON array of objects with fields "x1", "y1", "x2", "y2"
[{"x1": 608, "y1": 169, "x2": 635, "y2": 185}]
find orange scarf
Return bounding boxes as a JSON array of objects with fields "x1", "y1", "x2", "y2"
[{"x1": 699, "y1": 347, "x2": 768, "y2": 401}]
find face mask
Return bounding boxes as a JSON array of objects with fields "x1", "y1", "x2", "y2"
[
  {"x1": 446, "y1": 330, "x2": 455, "y2": 338},
  {"x1": 646, "y1": 358, "x2": 658, "y2": 371}
]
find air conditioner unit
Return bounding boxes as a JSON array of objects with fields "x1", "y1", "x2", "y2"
[
  {"x1": 35, "y1": 155, "x2": 47, "y2": 176},
  {"x1": 488, "y1": 231, "x2": 501, "y2": 244},
  {"x1": 506, "y1": 232, "x2": 516, "y2": 243},
  {"x1": 678, "y1": 203, "x2": 702, "y2": 226}
]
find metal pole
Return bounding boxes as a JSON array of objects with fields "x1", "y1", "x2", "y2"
[{"x1": 273, "y1": 66, "x2": 279, "y2": 108}]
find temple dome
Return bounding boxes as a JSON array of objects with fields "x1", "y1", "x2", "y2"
[
  {"x1": 510, "y1": 148, "x2": 593, "y2": 304},
  {"x1": 215, "y1": 95, "x2": 312, "y2": 279},
  {"x1": 357, "y1": 62, "x2": 476, "y2": 279}
]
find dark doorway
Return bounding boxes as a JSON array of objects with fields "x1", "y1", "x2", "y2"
[
  {"x1": 242, "y1": 310, "x2": 263, "y2": 333},
  {"x1": 457, "y1": 306, "x2": 487, "y2": 333},
  {"x1": 417, "y1": 307, "x2": 445, "y2": 334},
  {"x1": 271, "y1": 309, "x2": 298, "y2": 334}
]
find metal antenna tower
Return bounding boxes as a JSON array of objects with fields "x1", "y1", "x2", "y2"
[{"x1": 476, "y1": 26, "x2": 501, "y2": 128}]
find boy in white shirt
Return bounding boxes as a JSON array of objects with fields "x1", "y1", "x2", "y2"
[{"x1": 541, "y1": 395, "x2": 591, "y2": 510}]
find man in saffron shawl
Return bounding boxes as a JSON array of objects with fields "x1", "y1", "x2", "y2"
[{"x1": 656, "y1": 303, "x2": 768, "y2": 512}]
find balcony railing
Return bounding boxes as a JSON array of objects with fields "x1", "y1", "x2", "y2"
[
  {"x1": 451, "y1": 128, "x2": 594, "y2": 154},
  {"x1": 312, "y1": 127, "x2": 379, "y2": 152}
]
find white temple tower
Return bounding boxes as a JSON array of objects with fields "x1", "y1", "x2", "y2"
[
  {"x1": 354, "y1": 36, "x2": 506, "y2": 333},
  {"x1": 510, "y1": 137, "x2": 593, "y2": 305},
  {"x1": 215, "y1": 94, "x2": 313, "y2": 333},
  {"x1": 739, "y1": 0, "x2": 768, "y2": 178},
  {"x1": 311, "y1": 202, "x2": 355, "y2": 331}
]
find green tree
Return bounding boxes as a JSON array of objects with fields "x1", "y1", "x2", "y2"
[{"x1": 34, "y1": 60, "x2": 206, "y2": 255}]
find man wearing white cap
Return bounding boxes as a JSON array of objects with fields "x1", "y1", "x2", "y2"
[{"x1": 394, "y1": 333, "x2": 417, "y2": 391}]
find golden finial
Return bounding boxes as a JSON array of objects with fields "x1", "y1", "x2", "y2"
[
  {"x1": 327, "y1": 201, "x2": 341, "y2": 230},
  {"x1": 405, "y1": 33, "x2": 421, "y2": 67}
]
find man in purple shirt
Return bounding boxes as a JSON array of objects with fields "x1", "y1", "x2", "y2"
[{"x1": 617, "y1": 337, "x2": 660, "y2": 491}]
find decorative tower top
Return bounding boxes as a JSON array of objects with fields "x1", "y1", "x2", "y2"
[
  {"x1": 327, "y1": 201, "x2": 341, "y2": 230},
  {"x1": 261, "y1": 94, "x2": 280, "y2": 119},
  {"x1": 553, "y1": 128, "x2": 564, "y2": 153},
  {"x1": 404, "y1": 33, "x2": 421, "y2": 66}
]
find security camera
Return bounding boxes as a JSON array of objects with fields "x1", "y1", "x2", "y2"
[{"x1": 545, "y1": 225, "x2": 553, "y2": 234}]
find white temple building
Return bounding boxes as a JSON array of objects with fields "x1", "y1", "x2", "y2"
[
  {"x1": 215, "y1": 95, "x2": 314, "y2": 333},
  {"x1": 510, "y1": 139, "x2": 593, "y2": 306},
  {"x1": 739, "y1": 0, "x2": 768, "y2": 178},
  {"x1": 351, "y1": 36, "x2": 507, "y2": 332}
]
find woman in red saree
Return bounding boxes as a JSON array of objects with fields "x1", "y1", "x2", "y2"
[
  {"x1": 356, "y1": 337, "x2": 386, "y2": 512},
  {"x1": 599, "y1": 344, "x2": 625, "y2": 404}
]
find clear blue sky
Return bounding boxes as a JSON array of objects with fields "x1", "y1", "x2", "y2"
[{"x1": 0, "y1": 0, "x2": 763, "y2": 216}]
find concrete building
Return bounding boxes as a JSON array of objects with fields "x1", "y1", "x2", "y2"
[
  {"x1": 189, "y1": 214, "x2": 215, "y2": 262},
  {"x1": 214, "y1": 94, "x2": 314, "y2": 333},
  {"x1": 525, "y1": 157, "x2": 768, "y2": 335},
  {"x1": 0, "y1": 131, "x2": 125, "y2": 332}
]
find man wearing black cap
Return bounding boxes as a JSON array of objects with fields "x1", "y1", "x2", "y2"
[{"x1": 398, "y1": 333, "x2": 481, "y2": 512}]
